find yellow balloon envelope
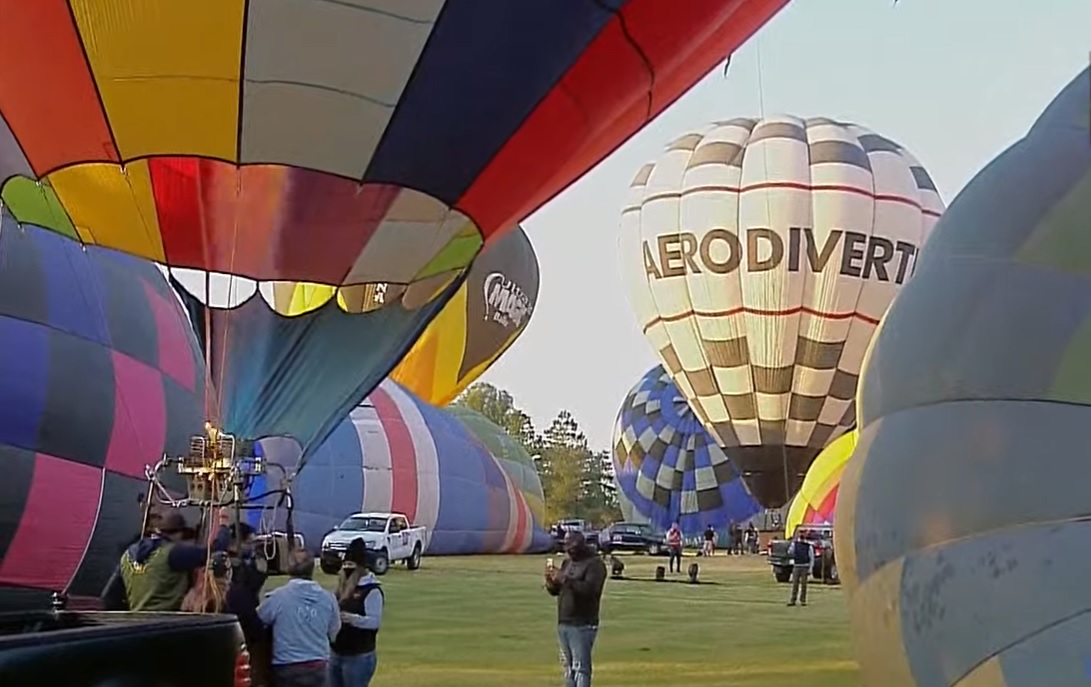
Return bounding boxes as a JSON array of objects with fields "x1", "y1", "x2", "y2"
[
  {"x1": 391, "y1": 225, "x2": 538, "y2": 405},
  {"x1": 785, "y1": 430, "x2": 857, "y2": 538}
]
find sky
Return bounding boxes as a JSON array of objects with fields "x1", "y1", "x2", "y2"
[{"x1": 480, "y1": 0, "x2": 1091, "y2": 450}]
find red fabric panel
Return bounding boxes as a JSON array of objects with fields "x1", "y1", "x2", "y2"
[
  {"x1": 369, "y1": 385, "x2": 418, "y2": 524},
  {"x1": 459, "y1": 0, "x2": 790, "y2": 240},
  {"x1": 0, "y1": 0, "x2": 119, "y2": 175}
]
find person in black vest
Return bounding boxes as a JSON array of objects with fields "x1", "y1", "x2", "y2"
[
  {"x1": 786, "y1": 529, "x2": 815, "y2": 607},
  {"x1": 329, "y1": 539, "x2": 384, "y2": 687}
]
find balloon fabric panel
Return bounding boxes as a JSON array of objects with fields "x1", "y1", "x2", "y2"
[
  {"x1": 0, "y1": 218, "x2": 204, "y2": 606},
  {"x1": 0, "y1": 0, "x2": 790, "y2": 304},
  {"x1": 784, "y1": 429, "x2": 855, "y2": 538},
  {"x1": 612, "y1": 366, "x2": 760, "y2": 537},
  {"x1": 619, "y1": 116, "x2": 944, "y2": 507}
]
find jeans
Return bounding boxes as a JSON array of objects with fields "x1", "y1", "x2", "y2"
[
  {"x1": 272, "y1": 662, "x2": 327, "y2": 687},
  {"x1": 329, "y1": 651, "x2": 377, "y2": 687},
  {"x1": 557, "y1": 623, "x2": 598, "y2": 687},
  {"x1": 789, "y1": 565, "x2": 810, "y2": 605},
  {"x1": 668, "y1": 547, "x2": 682, "y2": 572}
]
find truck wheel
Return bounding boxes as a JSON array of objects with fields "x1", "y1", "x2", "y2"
[
  {"x1": 406, "y1": 543, "x2": 422, "y2": 571},
  {"x1": 646, "y1": 544, "x2": 659, "y2": 556},
  {"x1": 774, "y1": 566, "x2": 792, "y2": 583},
  {"x1": 372, "y1": 549, "x2": 390, "y2": 576}
]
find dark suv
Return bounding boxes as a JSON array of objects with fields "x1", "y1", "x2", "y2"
[{"x1": 598, "y1": 522, "x2": 666, "y2": 556}]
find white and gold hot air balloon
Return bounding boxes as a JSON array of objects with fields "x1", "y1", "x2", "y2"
[{"x1": 618, "y1": 115, "x2": 944, "y2": 507}]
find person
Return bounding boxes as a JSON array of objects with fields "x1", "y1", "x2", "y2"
[
  {"x1": 732, "y1": 521, "x2": 744, "y2": 555},
  {"x1": 726, "y1": 521, "x2": 739, "y2": 555},
  {"x1": 258, "y1": 550, "x2": 341, "y2": 687},
  {"x1": 786, "y1": 529, "x2": 815, "y2": 607},
  {"x1": 745, "y1": 523, "x2": 759, "y2": 554},
  {"x1": 665, "y1": 523, "x2": 683, "y2": 573},
  {"x1": 701, "y1": 525, "x2": 716, "y2": 557},
  {"x1": 329, "y1": 539, "x2": 384, "y2": 687},
  {"x1": 116, "y1": 509, "x2": 230, "y2": 612},
  {"x1": 544, "y1": 531, "x2": 606, "y2": 687},
  {"x1": 223, "y1": 523, "x2": 271, "y2": 686}
]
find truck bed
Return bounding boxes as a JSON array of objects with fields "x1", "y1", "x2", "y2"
[{"x1": 0, "y1": 609, "x2": 245, "y2": 686}]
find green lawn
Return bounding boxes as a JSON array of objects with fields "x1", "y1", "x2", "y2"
[{"x1": 270, "y1": 553, "x2": 860, "y2": 687}]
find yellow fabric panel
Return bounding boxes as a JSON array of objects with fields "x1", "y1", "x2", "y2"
[
  {"x1": 46, "y1": 161, "x2": 164, "y2": 261},
  {"x1": 69, "y1": 0, "x2": 245, "y2": 161},
  {"x1": 390, "y1": 284, "x2": 468, "y2": 404},
  {"x1": 267, "y1": 282, "x2": 335, "y2": 317},
  {"x1": 524, "y1": 493, "x2": 546, "y2": 525},
  {"x1": 847, "y1": 558, "x2": 916, "y2": 687},
  {"x1": 954, "y1": 658, "x2": 1008, "y2": 687}
]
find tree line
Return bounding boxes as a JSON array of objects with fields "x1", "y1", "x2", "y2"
[{"x1": 452, "y1": 382, "x2": 622, "y2": 527}]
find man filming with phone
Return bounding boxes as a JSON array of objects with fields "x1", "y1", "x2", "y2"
[{"x1": 544, "y1": 531, "x2": 607, "y2": 687}]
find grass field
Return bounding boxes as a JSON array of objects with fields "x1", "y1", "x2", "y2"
[{"x1": 270, "y1": 553, "x2": 861, "y2": 687}]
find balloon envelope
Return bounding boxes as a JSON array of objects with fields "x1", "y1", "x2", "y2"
[
  {"x1": 254, "y1": 379, "x2": 550, "y2": 556},
  {"x1": 391, "y1": 225, "x2": 539, "y2": 406},
  {"x1": 0, "y1": 1, "x2": 789, "y2": 455},
  {"x1": 612, "y1": 365, "x2": 760, "y2": 537},
  {"x1": 619, "y1": 115, "x2": 944, "y2": 506},
  {"x1": 0, "y1": 217, "x2": 204, "y2": 608},
  {"x1": 445, "y1": 405, "x2": 546, "y2": 524},
  {"x1": 837, "y1": 68, "x2": 1091, "y2": 687},
  {"x1": 784, "y1": 429, "x2": 855, "y2": 538}
]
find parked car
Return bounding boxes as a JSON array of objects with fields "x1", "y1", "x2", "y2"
[
  {"x1": 320, "y1": 512, "x2": 426, "y2": 576},
  {"x1": 549, "y1": 519, "x2": 600, "y2": 553},
  {"x1": 598, "y1": 522, "x2": 666, "y2": 556},
  {"x1": 0, "y1": 602, "x2": 248, "y2": 686},
  {"x1": 767, "y1": 525, "x2": 838, "y2": 584}
]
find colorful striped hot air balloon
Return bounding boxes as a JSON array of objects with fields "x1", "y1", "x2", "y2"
[
  {"x1": 254, "y1": 379, "x2": 550, "y2": 556},
  {"x1": 784, "y1": 430, "x2": 856, "y2": 538}
]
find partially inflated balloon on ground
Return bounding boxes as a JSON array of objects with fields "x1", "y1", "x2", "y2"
[
  {"x1": 612, "y1": 365, "x2": 760, "y2": 536},
  {"x1": 391, "y1": 225, "x2": 538, "y2": 406},
  {"x1": 254, "y1": 380, "x2": 550, "y2": 555},
  {"x1": 836, "y1": 67, "x2": 1091, "y2": 686},
  {"x1": 445, "y1": 405, "x2": 546, "y2": 524},
  {"x1": 619, "y1": 115, "x2": 943, "y2": 507},
  {"x1": 784, "y1": 430, "x2": 855, "y2": 538}
]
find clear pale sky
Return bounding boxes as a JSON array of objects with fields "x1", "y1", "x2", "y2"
[{"x1": 481, "y1": 0, "x2": 1091, "y2": 450}]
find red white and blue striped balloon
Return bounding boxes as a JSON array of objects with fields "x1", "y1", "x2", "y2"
[{"x1": 255, "y1": 379, "x2": 549, "y2": 555}]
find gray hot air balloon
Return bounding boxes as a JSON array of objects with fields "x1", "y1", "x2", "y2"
[{"x1": 836, "y1": 66, "x2": 1091, "y2": 687}]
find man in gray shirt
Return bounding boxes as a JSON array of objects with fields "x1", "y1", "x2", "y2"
[{"x1": 258, "y1": 550, "x2": 341, "y2": 687}]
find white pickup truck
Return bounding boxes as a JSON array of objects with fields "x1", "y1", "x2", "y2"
[{"x1": 319, "y1": 512, "x2": 427, "y2": 575}]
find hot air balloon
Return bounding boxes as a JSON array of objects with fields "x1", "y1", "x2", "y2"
[
  {"x1": 446, "y1": 405, "x2": 546, "y2": 524},
  {"x1": 837, "y1": 68, "x2": 1091, "y2": 687},
  {"x1": 612, "y1": 365, "x2": 760, "y2": 537},
  {"x1": 618, "y1": 115, "x2": 944, "y2": 507},
  {"x1": 251, "y1": 379, "x2": 550, "y2": 557},
  {"x1": 783, "y1": 429, "x2": 855, "y2": 538},
  {"x1": 0, "y1": 218, "x2": 204, "y2": 608},
  {"x1": 391, "y1": 225, "x2": 538, "y2": 406},
  {"x1": 0, "y1": 0, "x2": 792, "y2": 463}
]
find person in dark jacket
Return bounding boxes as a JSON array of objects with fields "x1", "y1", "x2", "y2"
[
  {"x1": 115, "y1": 509, "x2": 230, "y2": 612},
  {"x1": 223, "y1": 523, "x2": 271, "y2": 686},
  {"x1": 544, "y1": 531, "x2": 607, "y2": 687},
  {"x1": 786, "y1": 529, "x2": 815, "y2": 607},
  {"x1": 329, "y1": 539, "x2": 384, "y2": 687}
]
